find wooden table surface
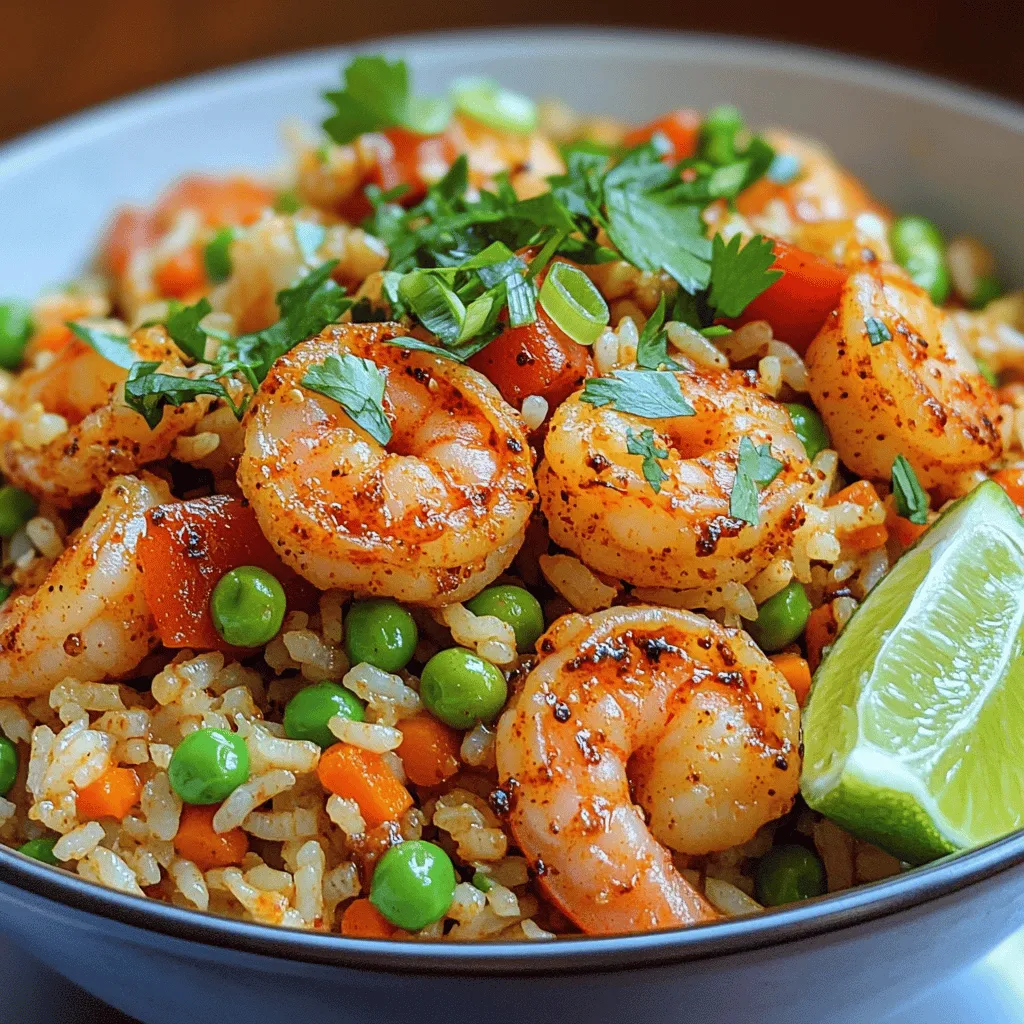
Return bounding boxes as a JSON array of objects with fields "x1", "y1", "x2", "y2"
[{"x1": 3, "y1": 0, "x2": 1022, "y2": 143}]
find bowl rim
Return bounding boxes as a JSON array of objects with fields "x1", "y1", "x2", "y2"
[{"x1": 2, "y1": 25, "x2": 1024, "y2": 976}]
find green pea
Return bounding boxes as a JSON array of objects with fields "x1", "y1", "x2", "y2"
[
  {"x1": 284, "y1": 681, "x2": 365, "y2": 749},
  {"x1": 0, "y1": 486, "x2": 35, "y2": 539},
  {"x1": 420, "y1": 647, "x2": 507, "y2": 729},
  {"x1": 889, "y1": 215, "x2": 951, "y2": 305},
  {"x1": 0, "y1": 583, "x2": 11, "y2": 605},
  {"x1": 786, "y1": 404, "x2": 830, "y2": 463},
  {"x1": 18, "y1": 837, "x2": 58, "y2": 865},
  {"x1": 168, "y1": 727, "x2": 249, "y2": 805},
  {"x1": 0, "y1": 300, "x2": 32, "y2": 370},
  {"x1": 747, "y1": 581, "x2": 812, "y2": 653},
  {"x1": 0, "y1": 735, "x2": 17, "y2": 797},
  {"x1": 755, "y1": 844, "x2": 827, "y2": 906},
  {"x1": 274, "y1": 190, "x2": 301, "y2": 214},
  {"x1": 970, "y1": 275, "x2": 1002, "y2": 310},
  {"x1": 370, "y1": 840, "x2": 456, "y2": 931},
  {"x1": 203, "y1": 227, "x2": 235, "y2": 283},
  {"x1": 345, "y1": 599, "x2": 418, "y2": 672},
  {"x1": 465, "y1": 585, "x2": 545, "y2": 653},
  {"x1": 210, "y1": 566, "x2": 286, "y2": 647}
]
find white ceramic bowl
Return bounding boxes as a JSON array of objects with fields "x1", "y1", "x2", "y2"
[{"x1": 1, "y1": 29, "x2": 1023, "y2": 1024}]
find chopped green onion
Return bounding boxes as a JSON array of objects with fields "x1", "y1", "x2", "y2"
[
  {"x1": 451, "y1": 77, "x2": 537, "y2": 134},
  {"x1": 398, "y1": 272, "x2": 466, "y2": 344},
  {"x1": 701, "y1": 324, "x2": 731, "y2": 338},
  {"x1": 538, "y1": 262, "x2": 609, "y2": 345}
]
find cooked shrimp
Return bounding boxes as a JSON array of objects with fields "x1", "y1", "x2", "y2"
[
  {"x1": 806, "y1": 263, "x2": 1002, "y2": 495},
  {"x1": 728, "y1": 131, "x2": 891, "y2": 265},
  {"x1": 495, "y1": 604, "x2": 801, "y2": 934},
  {"x1": 0, "y1": 326, "x2": 212, "y2": 507},
  {"x1": 0, "y1": 474, "x2": 169, "y2": 698},
  {"x1": 238, "y1": 322, "x2": 537, "y2": 605},
  {"x1": 539, "y1": 370, "x2": 816, "y2": 590}
]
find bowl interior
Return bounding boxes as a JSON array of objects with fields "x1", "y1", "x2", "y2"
[{"x1": 1, "y1": 28, "x2": 1024, "y2": 970}]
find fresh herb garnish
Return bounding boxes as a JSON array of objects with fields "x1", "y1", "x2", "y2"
[
  {"x1": 581, "y1": 370, "x2": 695, "y2": 418},
  {"x1": 123, "y1": 363, "x2": 241, "y2": 429},
  {"x1": 865, "y1": 317, "x2": 892, "y2": 346},
  {"x1": 166, "y1": 297, "x2": 213, "y2": 361},
  {"x1": 67, "y1": 323, "x2": 135, "y2": 369},
  {"x1": 301, "y1": 352, "x2": 392, "y2": 445},
  {"x1": 626, "y1": 427, "x2": 670, "y2": 493},
  {"x1": 729, "y1": 436, "x2": 784, "y2": 526},
  {"x1": 635, "y1": 295, "x2": 682, "y2": 370},
  {"x1": 892, "y1": 454, "x2": 929, "y2": 524},
  {"x1": 323, "y1": 56, "x2": 452, "y2": 145},
  {"x1": 708, "y1": 233, "x2": 781, "y2": 319}
]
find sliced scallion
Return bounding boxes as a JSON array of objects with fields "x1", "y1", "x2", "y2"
[
  {"x1": 398, "y1": 272, "x2": 466, "y2": 344},
  {"x1": 538, "y1": 262, "x2": 609, "y2": 345},
  {"x1": 451, "y1": 77, "x2": 537, "y2": 134}
]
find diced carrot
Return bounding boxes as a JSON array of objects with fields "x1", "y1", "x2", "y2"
[
  {"x1": 102, "y1": 206, "x2": 157, "y2": 277},
  {"x1": 826, "y1": 479, "x2": 881, "y2": 510},
  {"x1": 843, "y1": 523, "x2": 889, "y2": 553},
  {"x1": 623, "y1": 108, "x2": 701, "y2": 161},
  {"x1": 153, "y1": 245, "x2": 207, "y2": 299},
  {"x1": 396, "y1": 713, "x2": 461, "y2": 787},
  {"x1": 173, "y1": 804, "x2": 248, "y2": 871},
  {"x1": 31, "y1": 324, "x2": 74, "y2": 353},
  {"x1": 75, "y1": 766, "x2": 141, "y2": 821},
  {"x1": 770, "y1": 652, "x2": 813, "y2": 707},
  {"x1": 317, "y1": 743, "x2": 413, "y2": 828},
  {"x1": 884, "y1": 496, "x2": 930, "y2": 547},
  {"x1": 137, "y1": 495, "x2": 315, "y2": 651},
  {"x1": 341, "y1": 898, "x2": 396, "y2": 938},
  {"x1": 153, "y1": 175, "x2": 274, "y2": 231},
  {"x1": 373, "y1": 128, "x2": 460, "y2": 204},
  {"x1": 805, "y1": 603, "x2": 838, "y2": 672},
  {"x1": 992, "y1": 468, "x2": 1024, "y2": 513}
]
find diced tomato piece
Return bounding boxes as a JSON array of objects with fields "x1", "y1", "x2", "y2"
[
  {"x1": 102, "y1": 207, "x2": 158, "y2": 278},
  {"x1": 372, "y1": 128, "x2": 459, "y2": 204},
  {"x1": 469, "y1": 307, "x2": 593, "y2": 414},
  {"x1": 623, "y1": 109, "x2": 701, "y2": 162},
  {"x1": 723, "y1": 240, "x2": 850, "y2": 353},
  {"x1": 138, "y1": 495, "x2": 315, "y2": 650},
  {"x1": 153, "y1": 175, "x2": 274, "y2": 231}
]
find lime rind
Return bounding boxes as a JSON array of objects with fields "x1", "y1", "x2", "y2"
[{"x1": 801, "y1": 480, "x2": 1024, "y2": 864}]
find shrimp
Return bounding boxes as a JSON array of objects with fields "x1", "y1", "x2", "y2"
[
  {"x1": 805, "y1": 263, "x2": 1003, "y2": 495},
  {"x1": 539, "y1": 370, "x2": 816, "y2": 590},
  {"x1": 495, "y1": 604, "x2": 801, "y2": 934},
  {"x1": 0, "y1": 327, "x2": 212, "y2": 507},
  {"x1": 238, "y1": 322, "x2": 537, "y2": 605},
  {"x1": 0, "y1": 474, "x2": 169, "y2": 698},
  {"x1": 727, "y1": 131, "x2": 891, "y2": 265}
]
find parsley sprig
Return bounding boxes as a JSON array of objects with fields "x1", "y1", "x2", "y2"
[
  {"x1": 626, "y1": 427, "x2": 670, "y2": 494},
  {"x1": 729, "y1": 436, "x2": 784, "y2": 526}
]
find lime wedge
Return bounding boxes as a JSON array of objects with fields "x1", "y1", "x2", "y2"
[{"x1": 800, "y1": 480, "x2": 1024, "y2": 864}]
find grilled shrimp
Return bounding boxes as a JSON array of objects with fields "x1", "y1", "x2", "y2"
[
  {"x1": 806, "y1": 264, "x2": 1002, "y2": 495},
  {"x1": 496, "y1": 605, "x2": 801, "y2": 934},
  {"x1": 0, "y1": 474, "x2": 169, "y2": 698},
  {"x1": 539, "y1": 370, "x2": 816, "y2": 590},
  {"x1": 0, "y1": 327, "x2": 211, "y2": 507},
  {"x1": 732, "y1": 131, "x2": 891, "y2": 265},
  {"x1": 238, "y1": 322, "x2": 537, "y2": 605}
]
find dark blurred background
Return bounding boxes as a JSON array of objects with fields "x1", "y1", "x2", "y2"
[{"x1": 3, "y1": 0, "x2": 1023, "y2": 142}]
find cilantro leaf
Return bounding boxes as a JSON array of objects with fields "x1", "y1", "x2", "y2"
[
  {"x1": 123, "y1": 363, "x2": 236, "y2": 429},
  {"x1": 301, "y1": 353, "x2": 392, "y2": 446},
  {"x1": 322, "y1": 56, "x2": 451, "y2": 145},
  {"x1": 865, "y1": 317, "x2": 892, "y2": 346},
  {"x1": 581, "y1": 370, "x2": 695, "y2": 419},
  {"x1": 635, "y1": 295, "x2": 682, "y2": 370},
  {"x1": 708, "y1": 234, "x2": 782, "y2": 318},
  {"x1": 67, "y1": 323, "x2": 135, "y2": 369},
  {"x1": 166, "y1": 297, "x2": 213, "y2": 361},
  {"x1": 226, "y1": 261, "x2": 351, "y2": 382},
  {"x1": 892, "y1": 454, "x2": 929, "y2": 525},
  {"x1": 729, "y1": 436, "x2": 784, "y2": 526},
  {"x1": 625, "y1": 427, "x2": 669, "y2": 493}
]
